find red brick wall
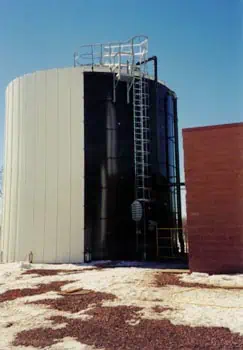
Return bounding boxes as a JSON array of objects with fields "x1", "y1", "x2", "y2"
[{"x1": 183, "y1": 122, "x2": 243, "y2": 274}]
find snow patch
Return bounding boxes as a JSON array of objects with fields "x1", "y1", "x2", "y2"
[
  {"x1": 18, "y1": 261, "x2": 32, "y2": 270},
  {"x1": 180, "y1": 272, "x2": 243, "y2": 288},
  {"x1": 45, "y1": 338, "x2": 104, "y2": 350},
  {"x1": 0, "y1": 262, "x2": 243, "y2": 349}
]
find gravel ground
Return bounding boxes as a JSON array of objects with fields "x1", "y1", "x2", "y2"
[
  {"x1": 14, "y1": 303, "x2": 243, "y2": 350},
  {"x1": 0, "y1": 262, "x2": 243, "y2": 350},
  {"x1": 22, "y1": 268, "x2": 99, "y2": 277},
  {"x1": 0, "y1": 281, "x2": 70, "y2": 303},
  {"x1": 155, "y1": 271, "x2": 243, "y2": 290},
  {"x1": 29, "y1": 289, "x2": 116, "y2": 313}
]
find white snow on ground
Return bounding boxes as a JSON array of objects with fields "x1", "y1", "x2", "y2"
[
  {"x1": 0, "y1": 294, "x2": 95, "y2": 349},
  {"x1": 180, "y1": 271, "x2": 243, "y2": 288},
  {"x1": 45, "y1": 338, "x2": 103, "y2": 350},
  {"x1": 60, "y1": 267, "x2": 243, "y2": 335},
  {"x1": 0, "y1": 262, "x2": 99, "y2": 295},
  {"x1": 0, "y1": 262, "x2": 243, "y2": 349},
  {"x1": 9, "y1": 337, "x2": 101, "y2": 350}
]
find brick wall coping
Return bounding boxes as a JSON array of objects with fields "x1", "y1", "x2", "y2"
[{"x1": 183, "y1": 122, "x2": 243, "y2": 133}]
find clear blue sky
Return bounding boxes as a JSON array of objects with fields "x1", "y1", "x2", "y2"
[{"x1": 0, "y1": 0, "x2": 242, "y2": 208}]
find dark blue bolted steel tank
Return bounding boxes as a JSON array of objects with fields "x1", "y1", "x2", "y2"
[{"x1": 83, "y1": 72, "x2": 182, "y2": 260}]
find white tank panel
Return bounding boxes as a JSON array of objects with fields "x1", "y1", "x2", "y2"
[{"x1": 1, "y1": 67, "x2": 85, "y2": 263}]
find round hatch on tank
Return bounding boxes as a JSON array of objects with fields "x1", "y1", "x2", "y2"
[{"x1": 131, "y1": 200, "x2": 143, "y2": 222}]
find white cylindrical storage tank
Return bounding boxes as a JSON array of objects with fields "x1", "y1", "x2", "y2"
[{"x1": 1, "y1": 67, "x2": 85, "y2": 263}]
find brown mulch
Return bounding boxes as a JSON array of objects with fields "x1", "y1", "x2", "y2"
[
  {"x1": 28, "y1": 289, "x2": 116, "y2": 313},
  {"x1": 94, "y1": 261, "x2": 120, "y2": 269},
  {"x1": 155, "y1": 272, "x2": 243, "y2": 290},
  {"x1": 152, "y1": 305, "x2": 173, "y2": 313},
  {"x1": 0, "y1": 281, "x2": 71, "y2": 303},
  {"x1": 13, "y1": 304, "x2": 243, "y2": 350},
  {"x1": 22, "y1": 267, "x2": 99, "y2": 277}
]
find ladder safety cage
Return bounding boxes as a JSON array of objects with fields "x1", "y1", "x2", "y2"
[{"x1": 74, "y1": 36, "x2": 152, "y2": 260}]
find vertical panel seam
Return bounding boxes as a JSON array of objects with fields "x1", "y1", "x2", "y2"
[
  {"x1": 33, "y1": 74, "x2": 37, "y2": 259},
  {"x1": 56, "y1": 70, "x2": 59, "y2": 263},
  {"x1": 15, "y1": 78, "x2": 23, "y2": 260},
  {"x1": 2, "y1": 86, "x2": 9, "y2": 260},
  {"x1": 43, "y1": 71, "x2": 47, "y2": 262},
  {"x1": 7, "y1": 83, "x2": 14, "y2": 261},
  {"x1": 14, "y1": 79, "x2": 20, "y2": 261},
  {"x1": 81, "y1": 72, "x2": 85, "y2": 258},
  {"x1": 69, "y1": 76, "x2": 72, "y2": 263}
]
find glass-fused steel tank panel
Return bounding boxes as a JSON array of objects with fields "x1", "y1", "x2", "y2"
[
  {"x1": 84, "y1": 72, "x2": 181, "y2": 260},
  {"x1": 84, "y1": 72, "x2": 135, "y2": 260}
]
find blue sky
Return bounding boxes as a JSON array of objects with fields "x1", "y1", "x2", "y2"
[{"x1": 0, "y1": 0, "x2": 242, "y2": 215}]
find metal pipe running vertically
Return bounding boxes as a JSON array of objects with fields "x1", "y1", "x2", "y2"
[
  {"x1": 136, "y1": 56, "x2": 158, "y2": 83},
  {"x1": 173, "y1": 96, "x2": 185, "y2": 255}
]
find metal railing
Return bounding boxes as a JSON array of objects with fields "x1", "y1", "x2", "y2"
[
  {"x1": 156, "y1": 227, "x2": 188, "y2": 259},
  {"x1": 74, "y1": 35, "x2": 148, "y2": 77}
]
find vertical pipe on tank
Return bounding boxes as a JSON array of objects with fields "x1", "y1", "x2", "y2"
[
  {"x1": 173, "y1": 96, "x2": 184, "y2": 255},
  {"x1": 107, "y1": 97, "x2": 117, "y2": 176},
  {"x1": 98, "y1": 96, "x2": 118, "y2": 258},
  {"x1": 99, "y1": 164, "x2": 107, "y2": 255}
]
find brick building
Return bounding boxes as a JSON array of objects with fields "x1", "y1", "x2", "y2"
[{"x1": 183, "y1": 122, "x2": 243, "y2": 273}]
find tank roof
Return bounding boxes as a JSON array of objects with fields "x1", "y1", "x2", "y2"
[{"x1": 7, "y1": 65, "x2": 175, "y2": 95}]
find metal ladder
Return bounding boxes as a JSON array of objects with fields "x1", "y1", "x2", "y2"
[
  {"x1": 156, "y1": 228, "x2": 177, "y2": 259},
  {"x1": 133, "y1": 70, "x2": 151, "y2": 201}
]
